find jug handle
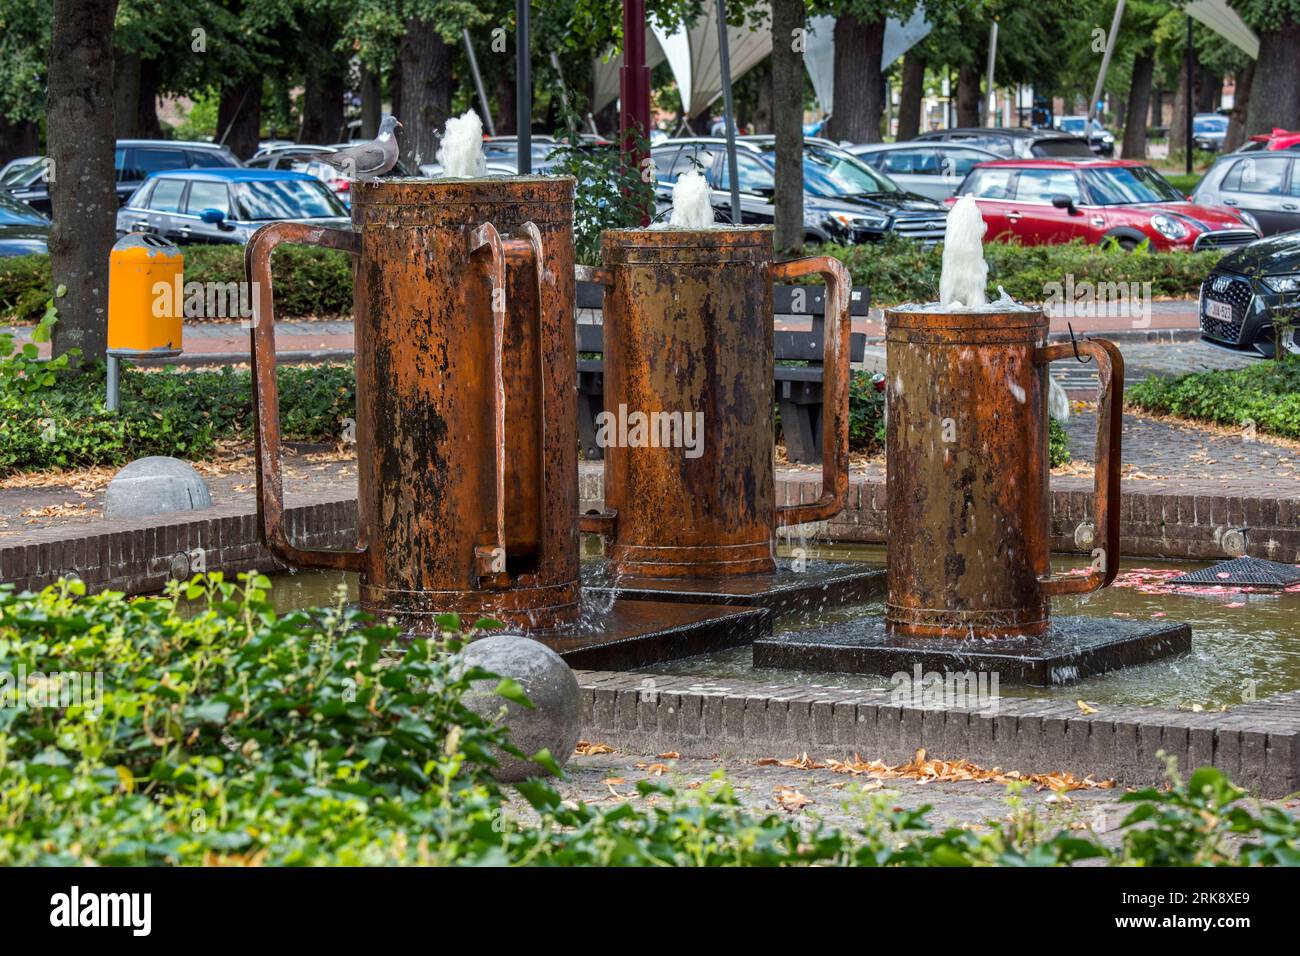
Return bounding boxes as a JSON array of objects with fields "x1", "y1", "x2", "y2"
[
  {"x1": 770, "y1": 255, "x2": 852, "y2": 527},
  {"x1": 573, "y1": 263, "x2": 618, "y2": 536},
  {"x1": 468, "y1": 223, "x2": 512, "y2": 587},
  {"x1": 246, "y1": 221, "x2": 367, "y2": 573},
  {"x1": 1034, "y1": 339, "x2": 1124, "y2": 595}
]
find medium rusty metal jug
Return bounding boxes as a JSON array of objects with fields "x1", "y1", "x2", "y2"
[
  {"x1": 246, "y1": 177, "x2": 580, "y2": 630},
  {"x1": 884, "y1": 306, "x2": 1123, "y2": 638},
  {"x1": 579, "y1": 226, "x2": 851, "y2": 578}
]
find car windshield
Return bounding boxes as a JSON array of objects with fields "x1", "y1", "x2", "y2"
[
  {"x1": 1195, "y1": 116, "x2": 1228, "y2": 133},
  {"x1": 0, "y1": 192, "x2": 45, "y2": 224},
  {"x1": 1083, "y1": 166, "x2": 1185, "y2": 204},
  {"x1": 233, "y1": 179, "x2": 346, "y2": 220},
  {"x1": 763, "y1": 146, "x2": 899, "y2": 197}
]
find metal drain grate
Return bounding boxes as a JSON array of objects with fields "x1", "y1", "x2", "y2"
[{"x1": 1169, "y1": 556, "x2": 1300, "y2": 589}]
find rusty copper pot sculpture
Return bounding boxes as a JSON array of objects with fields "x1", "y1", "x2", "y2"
[
  {"x1": 246, "y1": 177, "x2": 580, "y2": 631},
  {"x1": 884, "y1": 306, "x2": 1123, "y2": 639},
  {"x1": 579, "y1": 226, "x2": 851, "y2": 578}
]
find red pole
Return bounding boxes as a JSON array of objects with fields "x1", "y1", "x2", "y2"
[{"x1": 621, "y1": 0, "x2": 651, "y2": 223}]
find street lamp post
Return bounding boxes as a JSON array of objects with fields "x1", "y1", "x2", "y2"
[{"x1": 621, "y1": 0, "x2": 651, "y2": 222}]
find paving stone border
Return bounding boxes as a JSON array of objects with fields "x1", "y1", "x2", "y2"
[{"x1": 573, "y1": 671, "x2": 1300, "y2": 797}]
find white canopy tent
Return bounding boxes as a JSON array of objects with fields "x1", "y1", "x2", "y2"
[
  {"x1": 1184, "y1": 0, "x2": 1259, "y2": 58},
  {"x1": 803, "y1": 9, "x2": 932, "y2": 117}
]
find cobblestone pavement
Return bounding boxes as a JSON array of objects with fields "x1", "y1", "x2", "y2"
[{"x1": 530, "y1": 750, "x2": 1135, "y2": 851}]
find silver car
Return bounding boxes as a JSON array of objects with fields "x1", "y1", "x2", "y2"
[
  {"x1": 846, "y1": 142, "x2": 1000, "y2": 199},
  {"x1": 1191, "y1": 152, "x2": 1299, "y2": 237}
]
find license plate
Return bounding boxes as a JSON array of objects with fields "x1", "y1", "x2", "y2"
[{"x1": 1204, "y1": 298, "x2": 1234, "y2": 322}]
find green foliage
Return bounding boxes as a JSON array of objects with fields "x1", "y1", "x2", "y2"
[
  {"x1": 0, "y1": 359, "x2": 355, "y2": 476},
  {"x1": 1049, "y1": 416, "x2": 1070, "y2": 468},
  {"x1": 1127, "y1": 360, "x2": 1300, "y2": 440},
  {"x1": 2, "y1": 576, "x2": 1297, "y2": 866},
  {"x1": 848, "y1": 371, "x2": 886, "y2": 454},
  {"x1": 823, "y1": 235, "x2": 1223, "y2": 306},
  {"x1": 549, "y1": 134, "x2": 657, "y2": 265}
]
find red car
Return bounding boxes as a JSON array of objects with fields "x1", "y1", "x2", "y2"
[
  {"x1": 1243, "y1": 128, "x2": 1300, "y2": 151},
  {"x1": 950, "y1": 159, "x2": 1260, "y2": 251}
]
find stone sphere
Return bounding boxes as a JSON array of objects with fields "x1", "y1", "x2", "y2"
[
  {"x1": 104, "y1": 456, "x2": 213, "y2": 520},
  {"x1": 460, "y1": 634, "x2": 581, "y2": 783}
]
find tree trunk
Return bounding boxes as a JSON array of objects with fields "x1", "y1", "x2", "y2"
[
  {"x1": 1121, "y1": 51, "x2": 1153, "y2": 160},
  {"x1": 1150, "y1": 86, "x2": 1163, "y2": 128},
  {"x1": 494, "y1": 71, "x2": 517, "y2": 135},
  {"x1": 751, "y1": 58, "x2": 774, "y2": 134},
  {"x1": 47, "y1": 0, "x2": 119, "y2": 367},
  {"x1": 361, "y1": 66, "x2": 382, "y2": 138},
  {"x1": 390, "y1": 59, "x2": 403, "y2": 126},
  {"x1": 136, "y1": 57, "x2": 162, "y2": 138},
  {"x1": 299, "y1": 21, "x2": 347, "y2": 143},
  {"x1": 825, "y1": 14, "x2": 885, "y2": 143},
  {"x1": 593, "y1": 97, "x2": 619, "y2": 137},
  {"x1": 0, "y1": 115, "x2": 39, "y2": 165},
  {"x1": 1196, "y1": 64, "x2": 1219, "y2": 113},
  {"x1": 398, "y1": 18, "x2": 452, "y2": 167},
  {"x1": 1167, "y1": 42, "x2": 1196, "y2": 158},
  {"x1": 772, "y1": 0, "x2": 804, "y2": 256},
  {"x1": 113, "y1": 50, "x2": 140, "y2": 139},
  {"x1": 956, "y1": 61, "x2": 980, "y2": 128},
  {"x1": 1245, "y1": 21, "x2": 1300, "y2": 136},
  {"x1": 897, "y1": 49, "x2": 925, "y2": 140},
  {"x1": 217, "y1": 77, "x2": 262, "y2": 159},
  {"x1": 1225, "y1": 61, "x2": 1254, "y2": 152}
]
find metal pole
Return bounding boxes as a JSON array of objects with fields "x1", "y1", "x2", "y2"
[
  {"x1": 463, "y1": 28, "x2": 496, "y2": 136},
  {"x1": 984, "y1": 21, "x2": 998, "y2": 127},
  {"x1": 620, "y1": 0, "x2": 651, "y2": 223},
  {"x1": 1184, "y1": 15, "x2": 1194, "y2": 175},
  {"x1": 517, "y1": 0, "x2": 531, "y2": 173},
  {"x1": 1086, "y1": 0, "x2": 1125, "y2": 143},
  {"x1": 106, "y1": 354, "x2": 120, "y2": 412},
  {"x1": 715, "y1": 0, "x2": 741, "y2": 226}
]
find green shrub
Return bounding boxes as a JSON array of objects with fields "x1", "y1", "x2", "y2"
[
  {"x1": 1049, "y1": 416, "x2": 1071, "y2": 467},
  {"x1": 2, "y1": 576, "x2": 1297, "y2": 866},
  {"x1": 1127, "y1": 361, "x2": 1300, "y2": 440}
]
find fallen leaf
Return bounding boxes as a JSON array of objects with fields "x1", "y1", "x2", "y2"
[
  {"x1": 574, "y1": 741, "x2": 615, "y2": 756},
  {"x1": 1076, "y1": 699, "x2": 1098, "y2": 715}
]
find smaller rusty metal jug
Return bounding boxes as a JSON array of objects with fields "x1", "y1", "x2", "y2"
[
  {"x1": 579, "y1": 226, "x2": 851, "y2": 578},
  {"x1": 246, "y1": 177, "x2": 580, "y2": 631},
  {"x1": 884, "y1": 306, "x2": 1123, "y2": 638}
]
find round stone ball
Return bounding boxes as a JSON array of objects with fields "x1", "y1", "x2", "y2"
[
  {"x1": 104, "y1": 456, "x2": 213, "y2": 520},
  {"x1": 460, "y1": 634, "x2": 582, "y2": 783}
]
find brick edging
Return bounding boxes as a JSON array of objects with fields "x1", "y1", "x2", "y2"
[{"x1": 574, "y1": 671, "x2": 1300, "y2": 797}]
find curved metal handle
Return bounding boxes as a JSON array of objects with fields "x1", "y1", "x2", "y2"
[
  {"x1": 574, "y1": 262, "x2": 618, "y2": 537},
  {"x1": 469, "y1": 223, "x2": 510, "y2": 587},
  {"x1": 1035, "y1": 339, "x2": 1124, "y2": 595},
  {"x1": 770, "y1": 255, "x2": 852, "y2": 527},
  {"x1": 246, "y1": 221, "x2": 366, "y2": 572}
]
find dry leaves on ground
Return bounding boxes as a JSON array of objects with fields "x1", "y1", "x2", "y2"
[
  {"x1": 773, "y1": 786, "x2": 814, "y2": 812},
  {"x1": 574, "y1": 741, "x2": 615, "y2": 756},
  {"x1": 20, "y1": 502, "x2": 96, "y2": 518}
]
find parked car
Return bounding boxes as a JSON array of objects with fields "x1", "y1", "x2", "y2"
[
  {"x1": 847, "y1": 142, "x2": 1000, "y2": 199},
  {"x1": 246, "y1": 145, "x2": 412, "y2": 203},
  {"x1": 115, "y1": 168, "x2": 348, "y2": 245},
  {"x1": 1198, "y1": 229, "x2": 1300, "y2": 358},
  {"x1": 1231, "y1": 129, "x2": 1300, "y2": 154},
  {"x1": 650, "y1": 136, "x2": 948, "y2": 243},
  {"x1": 5, "y1": 139, "x2": 241, "y2": 216},
  {"x1": 1191, "y1": 151, "x2": 1300, "y2": 236},
  {"x1": 1192, "y1": 113, "x2": 1230, "y2": 153},
  {"x1": 0, "y1": 156, "x2": 41, "y2": 185},
  {"x1": 911, "y1": 127, "x2": 1095, "y2": 159},
  {"x1": 0, "y1": 190, "x2": 49, "y2": 256},
  {"x1": 1054, "y1": 116, "x2": 1116, "y2": 156},
  {"x1": 953, "y1": 158, "x2": 1260, "y2": 251}
]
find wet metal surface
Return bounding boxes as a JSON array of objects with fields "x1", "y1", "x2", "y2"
[
  {"x1": 247, "y1": 177, "x2": 580, "y2": 631},
  {"x1": 884, "y1": 306, "x2": 1123, "y2": 638},
  {"x1": 581, "y1": 227, "x2": 851, "y2": 577}
]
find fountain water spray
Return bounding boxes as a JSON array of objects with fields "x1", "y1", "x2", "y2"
[
  {"x1": 436, "y1": 109, "x2": 488, "y2": 178},
  {"x1": 939, "y1": 196, "x2": 989, "y2": 310},
  {"x1": 666, "y1": 169, "x2": 715, "y2": 228}
]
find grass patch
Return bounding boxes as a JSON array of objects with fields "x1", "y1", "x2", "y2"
[{"x1": 1127, "y1": 360, "x2": 1300, "y2": 441}]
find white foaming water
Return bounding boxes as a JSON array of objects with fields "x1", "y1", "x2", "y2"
[
  {"x1": 436, "y1": 110, "x2": 487, "y2": 178},
  {"x1": 939, "y1": 195, "x2": 988, "y2": 309},
  {"x1": 660, "y1": 169, "x2": 715, "y2": 228}
]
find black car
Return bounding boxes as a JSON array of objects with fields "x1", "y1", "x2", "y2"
[
  {"x1": 649, "y1": 136, "x2": 948, "y2": 244},
  {"x1": 5, "y1": 140, "x2": 241, "y2": 215},
  {"x1": 912, "y1": 127, "x2": 1095, "y2": 160},
  {"x1": 0, "y1": 190, "x2": 49, "y2": 256},
  {"x1": 1199, "y1": 230, "x2": 1300, "y2": 357}
]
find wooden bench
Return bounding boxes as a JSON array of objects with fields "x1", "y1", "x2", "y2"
[{"x1": 576, "y1": 281, "x2": 871, "y2": 464}]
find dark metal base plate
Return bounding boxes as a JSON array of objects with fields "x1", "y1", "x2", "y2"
[
  {"x1": 581, "y1": 559, "x2": 886, "y2": 616},
  {"x1": 753, "y1": 615, "x2": 1192, "y2": 685}
]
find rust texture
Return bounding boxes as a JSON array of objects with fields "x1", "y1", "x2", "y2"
[
  {"x1": 883, "y1": 306, "x2": 1124, "y2": 639},
  {"x1": 582, "y1": 226, "x2": 851, "y2": 578},
  {"x1": 247, "y1": 177, "x2": 580, "y2": 630}
]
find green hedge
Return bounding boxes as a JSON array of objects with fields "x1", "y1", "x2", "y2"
[
  {"x1": 2, "y1": 235, "x2": 1220, "y2": 324},
  {"x1": 1127, "y1": 360, "x2": 1300, "y2": 440},
  {"x1": 2, "y1": 575, "x2": 1296, "y2": 866}
]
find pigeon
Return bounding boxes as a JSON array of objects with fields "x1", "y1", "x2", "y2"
[{"x1": 317, "y1": 114, "x2": 402, "y2": 180}]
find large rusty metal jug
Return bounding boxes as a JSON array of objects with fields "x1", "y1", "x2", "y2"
[
  {"x1": 246, "y1": 177, "x2": 580, "y2": 630},
  {"x1": 884, "y1": 306, "x2": 1123, "y2": 638},
  {"x1": 580, "y1": 226, "x2": 851, "y2": 578}
]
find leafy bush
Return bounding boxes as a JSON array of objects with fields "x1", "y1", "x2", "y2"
[
  {"x1": 1127, "y1": 361, "x2": 1300, "y2": 440},
  {"x1": 1049, "y1": 416, "x2": 1071, "y2": 467},
  {"x1": 2, "y1": 576, "x2": 1297, "y2": 866},
  {"x1": 1, "y1": 245, "x2": 353, "y2": 324},
  {"x1": 849, "y1": 370, "x2": 886, "y2": 453},
  {"x1": 0, "y1": 355, "x2": 355, "y2": 475},
  {"x1": 823, "y1": 235, "x2": 1223, "y2": 306}
]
